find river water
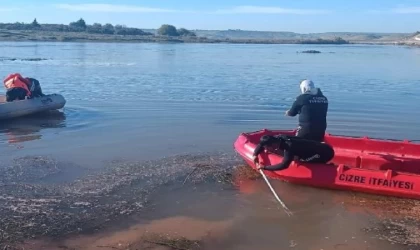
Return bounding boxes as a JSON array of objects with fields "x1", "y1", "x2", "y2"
[{"x1": 0, "y1": 42, "x2": 420, "y2": 249}]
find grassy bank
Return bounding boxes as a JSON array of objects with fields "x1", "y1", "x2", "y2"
[
  {"x1": 2, "y1": 28, "x2": 418, "y2": 46},
  {"x1": 0, "y1": 29, "x2": 357, "y2": 45},
  {"x1": 2, "y1": 18, "x2": 418, "y2": 45},
  {"x1": 0, "y1": 19, "x2": 355, "y2": 45},
  {"x1": 0, "y1": 19, "x2": 418, "y2": 45}
]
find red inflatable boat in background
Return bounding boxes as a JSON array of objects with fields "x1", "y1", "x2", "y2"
[{"x1": 233, "y1": 129, "x2": 420, "y2": 200}]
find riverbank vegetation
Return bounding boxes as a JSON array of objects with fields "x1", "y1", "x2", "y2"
[
  {"x1": 3, "y1": 18, "x2": 417, "y2": 46},
  {"x1": 0, "y1": 18, "x2": 153, "y2": 36},
  {"x1": 0, "y1": 18, "x2": 355, "y2": 45}
]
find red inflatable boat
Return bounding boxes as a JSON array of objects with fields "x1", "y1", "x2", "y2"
[{"x1": 233, "y1": 129, "x2": 420, "y2": 200}]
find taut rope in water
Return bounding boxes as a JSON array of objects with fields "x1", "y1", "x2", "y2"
[{"x1": 258, "y1": 165, "x2": 293, "y2": 217}]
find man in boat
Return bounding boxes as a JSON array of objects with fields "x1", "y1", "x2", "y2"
[
  {"x1": 252, "y1": 134, "x2": 335, "y2": 171},
  {"x1": 4, "y1": 73, "x2": 45, "y2": 102},
  {"x1": 285, "y1": 79, "x2": 328, "y2": 142},
  {"x1": 26, "y1": 77, "x2": 45, "y2": 98}
]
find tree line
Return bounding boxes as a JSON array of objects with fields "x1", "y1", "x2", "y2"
[
  {"x1": 0, "y1": 18, "x2": 197, "y2": 37},
  {"x1": 157, "y1": 24, "x2": 196, "y2": 37}
]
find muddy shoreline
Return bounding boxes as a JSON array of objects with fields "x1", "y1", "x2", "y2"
[
  {"x1": 1, "y1": 153, "x2": 419, "y2": 250},
  {"x1": 0, "y1": 153, "x2": 242, "y2": 249}
]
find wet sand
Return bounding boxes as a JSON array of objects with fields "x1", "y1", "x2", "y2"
[{"x1": 1, "y1": 154, "x2": 419, "y2": 250}]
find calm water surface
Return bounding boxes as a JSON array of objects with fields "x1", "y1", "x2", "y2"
[
  {"x1": 1, "y1": 42, "x2": 420, "y2": 249},
  {"x1": 0, "y1": 42, "x2": 419, "y2": 162}
]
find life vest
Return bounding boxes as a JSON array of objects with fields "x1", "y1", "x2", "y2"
[{"x1": 3, "y1": 73, "x2": 31, "y2": 96}]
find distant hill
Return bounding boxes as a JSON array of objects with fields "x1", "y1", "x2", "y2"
[{"x1": 142, "y1": 29, "x2": 411, "y2": 43}]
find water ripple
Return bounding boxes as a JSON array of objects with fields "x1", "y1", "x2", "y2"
[{"x1": 0, "y1": 42, "x2": 419, "y2": 157}]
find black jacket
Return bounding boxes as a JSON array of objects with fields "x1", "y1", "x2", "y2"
[
  {"x1": 288, "y1": 88, "x2": 328, "y2": 128},
  {"x1": 26, "y1": 78, "x2": 45, "y2": 98}
]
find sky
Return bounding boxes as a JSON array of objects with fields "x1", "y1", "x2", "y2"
[{"x1": 0, "y1": 0, "x2": 419, "y2": 33}]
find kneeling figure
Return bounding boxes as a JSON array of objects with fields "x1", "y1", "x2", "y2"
[{"x1": 253, "y1": 134, "x2": 335, "y2": 171}]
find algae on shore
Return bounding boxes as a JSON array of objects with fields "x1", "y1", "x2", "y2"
[
  {"x1": 1, "y1": 154, "x2": 420, "y2": 249},
  {"x1": 0, "y1": 153, "x2": 241, "y2": 248}
]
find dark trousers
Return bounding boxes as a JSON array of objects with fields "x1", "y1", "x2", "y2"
[
  {"x1": 6, "y1": 88, "x2": 27, "y2": 102},
  {"x1": 297, "y1": 141, "x2": 335, "y2": 164},
  {"x1": 299, "y1": 149, "x2": 335, "y2": 164}
]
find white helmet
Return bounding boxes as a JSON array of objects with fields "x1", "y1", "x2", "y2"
[{"x1": 300, "y1": 79, "x2": 315, "y2": 94}]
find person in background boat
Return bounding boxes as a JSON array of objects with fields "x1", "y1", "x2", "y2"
[
  {"x1": 285, "y1": 79, "x2": 328, "y2": 142},
  {"x1": 252, "y1": 134, "x2": 334, "y2": 171},
  {"x1": 26, "y1": 77, "x2": 45, "y2": 98},
  {"x1": 4, "y1": 73, "x2": 45, "y2": 102}
]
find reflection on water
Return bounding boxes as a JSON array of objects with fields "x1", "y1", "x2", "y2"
[{"x1": 0, "y1": 110, "x2": 66, "y2": 144}]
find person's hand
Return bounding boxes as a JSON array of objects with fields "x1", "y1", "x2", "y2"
[
  {"x1": 256, "y1": 163, "x2": 264, "y2": 170},
  {"x1": 252, "y1": 155, "x2": 259, "y2": 164},
  {"x1": 284, "y1": 110, "x2": 290, "y2": 116}
]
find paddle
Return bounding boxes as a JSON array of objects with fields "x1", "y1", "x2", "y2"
[{"x1": 257, "y1": 163, "x2": 293, "y2": 217}]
